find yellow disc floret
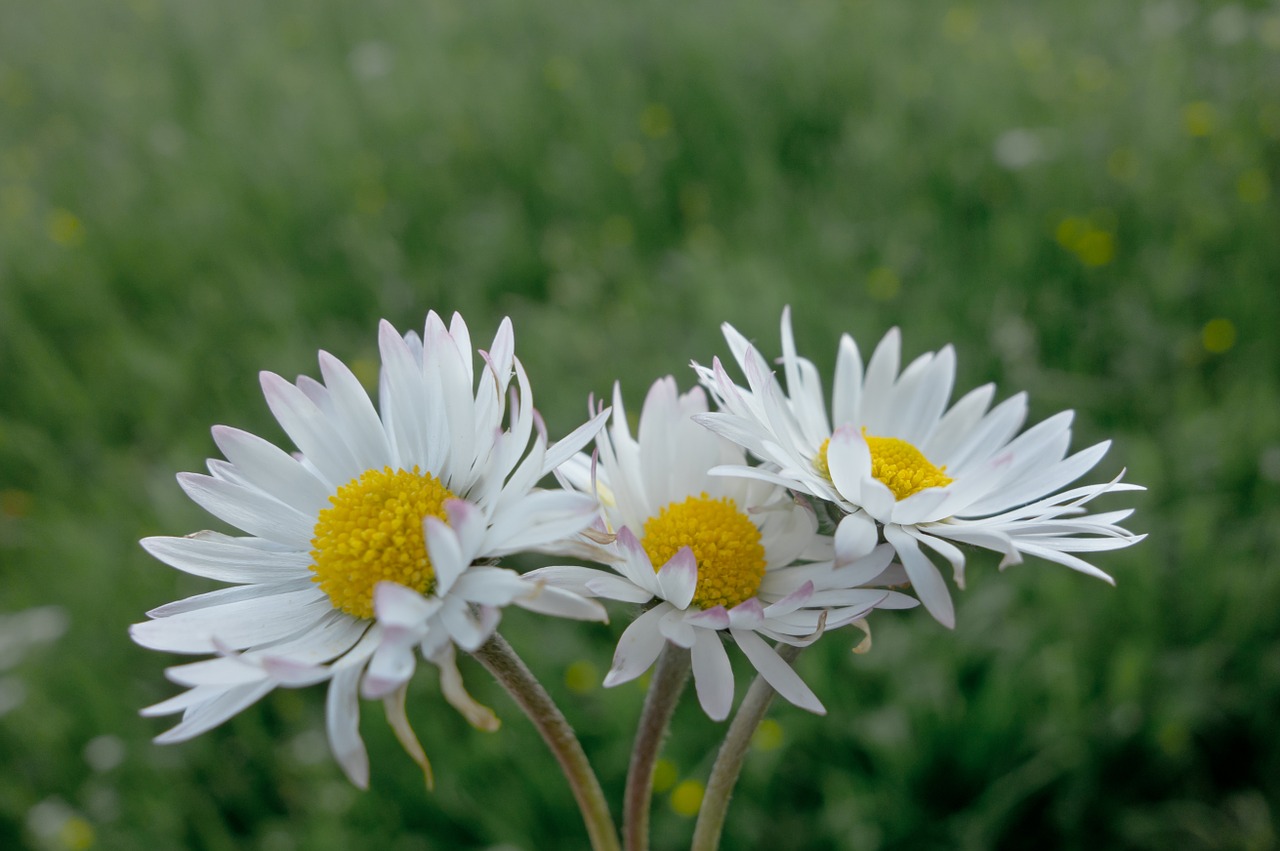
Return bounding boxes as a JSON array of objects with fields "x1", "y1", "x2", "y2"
[
  {"x1": 814, "y1": 432, "x2": 953, "y2": 500},
  {"x1": 864, "y1": 429, "x2": 952, "y2": 500},
  {"x1": 814, "y1": 438, "x2": 833, "y2": 481},
  {"x1": 642, "y1": 493, "x2": 766, "y2": 610},
  {"x1": 310, "y1": 466, "x2": 455, "y2": 619}
]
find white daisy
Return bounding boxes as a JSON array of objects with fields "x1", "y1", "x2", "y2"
[
  {"x1": 693, "y1": 307, "x2": 1145, "y2": 629},
  {"x1": 528, "y1": 377, "x2": 915, "y2": 721},
  {"x1": 132, "y1": 312, "x2": 608, "y2": 788}
]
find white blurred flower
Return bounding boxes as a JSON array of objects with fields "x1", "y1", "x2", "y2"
[
  {"x1": 0, "y1": 605, "x2": 68, "y2": 719},
  {"x1": 132, "y1": 312, "x2": 607, "y2": 787}
]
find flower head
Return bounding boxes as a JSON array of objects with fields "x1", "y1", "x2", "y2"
[
  {"x1": 530, "y1": 377, "x2": 915, "y2": 720},
  {"x1": 694, "y1": 307, "x2": 1145, "y2": 628},
  {"x1": 132, "y1": 312, "x2": 607, "y2": 787}
]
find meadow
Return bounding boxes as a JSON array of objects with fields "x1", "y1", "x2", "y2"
[{"x1": 1, "y1": 0, "x2": 1278, "y2": 848}]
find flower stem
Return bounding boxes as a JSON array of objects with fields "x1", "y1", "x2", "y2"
[
  {"x1": 624, "y1": 645, "x2": 691, "y2": 851},
  {"x1": 472, "y1": 633, "x2": 621, "y2": 851},
  {"x1": 690, "y1": 644, "x2": 803, "y2": 851}
]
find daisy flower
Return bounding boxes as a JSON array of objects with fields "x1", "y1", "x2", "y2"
[
  {"x1": 693, "y1": 307, "x2": 1145, "y2": 629},
  {"x1": 528, "y1": 377, "x2": 915, "y2": 721},
  {"x1": 131, "y1": 312, "x2": 608, "y2": 787}
]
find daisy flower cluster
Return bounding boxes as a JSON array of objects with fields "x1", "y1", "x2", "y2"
[{"x1": 133, "y1": 308, "x2": 1142, "y2": 849}]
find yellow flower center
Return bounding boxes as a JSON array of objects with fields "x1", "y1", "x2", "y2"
[
  {"x1": 641, "y1": 493, "x2": 766, "y2": 610},
  {"x1": 814, "y1": 432, "x2": 953, "y2": 501},
  {"x1": 310, "y1": 466, "x2": 455, "y2": 619}
]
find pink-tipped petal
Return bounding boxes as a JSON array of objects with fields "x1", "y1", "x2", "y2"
[{"x1": 656, "y1": 547, "x2": 698, "y2": 609}]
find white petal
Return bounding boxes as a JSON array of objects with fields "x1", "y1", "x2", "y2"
[
  {"x1": 317, "y1": 350, "x2": 394, "y2": 472},
  {"x1": 923, "y1": 382, "x2": 995, "y2": 463},
  {"x1": 377, "y1": 320, "x2": 442, "y2": 473},
  {"x1": 152, "y1": 681, "x2": 277, "y2": 744},
  {"x1": 727, "y1": 597, "x2": 765, "y2": 630},
  {"x1": 428, "y1": 314, "x2": 478, "y2": 486},
  {"x1": 140, "y1": 532, "x2": 312, "y2": 584},
  {"x1": 732, "y1": 629, "x2": 825, "y2": 715},
  {"x1": 613, "y1": 526, "x2": 662, "y2": 594},
  {"x1": 907, "y1": 528, "x2": 969, "y2": 589},
  {"x1": 439, "y1": 597, "x2": 491, "y2": 652},
  {"x1": 831, "y1": 332, "x2": 864, "y2": 428},
  {"x1": 604, "y1": 604, "x2": 670, "y2": 687},
  {"x1": 424, "y1": 516, "x2": 467, "y2": 597},
  {"x1": 859, "y1": 328, "x2": 902, "y2": 434},
  {"x1": 690, "y1": 629, "x2": 734, "y2": 721},
  {"x1": 828, "y1": 541, "x2": 897, "y2": 589},
  {"x1": 450, "y1": 566, "x2": 529, "y2": 606},
  {"x1": 260, "y1": 371, "x2": 362, "y2": 488},
  {"x1": 147, "y1": 578, "x2": 316, "y2": 617},
  {"x1": 685, "y1": 605, "x2": 730, "y2": 630},
  {"x1": 806, "y1": 588, "x2": 892, "y2": 609},
  {"x1": 896, "y1": 345, "x2": 955, "y2": 446},
  {"x1": 761, "y1": 581, "x2": 814, "y2": 619},
  {"x1": 890, "y1": 486, "x2": 953, "y2": 526},
  {"x1": 965, "y1": 441, "x2": 1111, "y2": 518},
  {"x1": 513, "y1": 581, "x2": 609, "y2": 622},
  {"x1": 132, "y1": 589, "x2": 333, "y2": 653},
  {"x1": 884, "y1": 524, "x2": 954, "y2": 629},
  {"x1": 447, "y1": 312, "x2": 475, "y2": 384},
  {"x1": 825, "y1": 425, "x2": 871, "y2": 505},
  {"x1": 486, "y1": 490, "x2": 600, "y2": 554},
  {"x1": 178, "y1": 473, "x2": 314, "y2": 548},
  {"x1": 373, "y1": 581, "x2": 437, "y2": 629},
  {"x1": 945, "y1": 392, "x2": 1028, "y2": 475},
  {"x1": 543, "y1": 407, "x2": 612, "y2": 477},
  {"x1": 658, "y1": 608, "x2": 698, "y2": 648},
  {"x1": 834, "y1": 510, "x2": 877, "y2": 566},
  {"x1": 1010, "y1": 541, "x2": 1117, "y2": 583},
  {"x1": 326, "y1": 660, "x2": 369, "y2": 788},
  {"x1": 361, "y1": 641, "x2": 418, "y2": 700},
  {"x1": 211, "y1": 426, "x2": 331, "y2": 516},
  {"x1": 523, "y1": 565, "x2": 653, "y2": 604}
]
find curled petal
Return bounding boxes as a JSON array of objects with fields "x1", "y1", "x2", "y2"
[
  {"x1": 384, "y1": 684, "x2": 434, "y2": 791},
  {"x1": 432, "y1": 643, "x2": 499, "y2": 732}
]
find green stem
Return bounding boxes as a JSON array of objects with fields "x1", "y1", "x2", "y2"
[
  {"x1": 623, "y1": 645, "x2": 692, "y2": 851},
  {"x1": 690, "y1": 644, "x2": 803, "y2": 851},
  {"x1": 472, "y1": 633, "x2": 621, "y2": 851}
]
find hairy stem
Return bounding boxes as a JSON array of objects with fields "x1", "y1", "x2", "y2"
[
  {"x1": 624, "y1": 645, "x2": 692, "y2": 851},
  {"x1": 690, "y1": 644, "x2": 803, "y2": 851},
  {"x1": 472, "y1": 633, "x2": 621, "y2": 851}
]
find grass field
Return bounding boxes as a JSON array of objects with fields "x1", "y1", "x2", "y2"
[{"x1": 2, "y1": 0, "x2": 1278, "y2": 848}]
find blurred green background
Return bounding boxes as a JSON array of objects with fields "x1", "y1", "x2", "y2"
[{"x1": 2, "y1": 0, "x2": 1278, "y2": 848}]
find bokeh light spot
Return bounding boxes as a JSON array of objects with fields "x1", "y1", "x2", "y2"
[
  {"x1": 752, "y1": 718, "x2": 784, "y2": 752},
  {"x1": 640, "y1": 103, "x2": 673, "y2": 139},
  {"x1": 652, "y1": 758, "x2": 679, "y2": 793},
  {"x1": 1236, "y1": 169, "x2": 1270, "y2": 204},
  {"x1": 867, "y1": 266, "x2": 901, "y2": 301},
  {"x1": 1202, "y1": 318, "x2": 1236, "y2": 354},
  {"x1": 670, "y1": 779, "x2": 705, "y2": 817},
  {"x1": 47, "y1": 209, "x2": 84, "y2": 247},
  {"x1": 1183, "y1": 101, "x2": 1216, "y2": 137},
  {"x1": 563, "y1": 659, "x2": 599, "y2": 694}
]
